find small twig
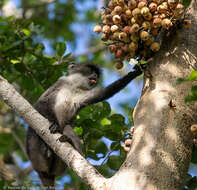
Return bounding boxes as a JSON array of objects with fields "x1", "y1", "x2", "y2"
[
  {"x1": 11, "y1": 130, "x2": 28, "y2": 159},
  {"x1": 23, "y1": 63, "x2": 46, "y2": 90},
  {"x1": 101, "y1": 141, "x2": 122, "y2": 166}
]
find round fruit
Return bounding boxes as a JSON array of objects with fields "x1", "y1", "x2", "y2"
[
  {"x1": 101, "y1": 33, "x2": 108, "y2": 41},
  {"x1": 94, "y1": 25, "x2": 102, "y2": 34},
  {"x1": 191, "y1": 125, "x2": 197, "y2": 133},
  {"x1": 129, "y1": 42, "x2": 138, "y2": 51},
  {"x1": 149, "y1": 3, "x2": 157, "y2": 12},
  {"x1": 143, "y1": 12, "x2": 152, "y2": 20},
  {"x1": 140, "y1": 31, "x2": 150, "y2": 41},
  {"x1": 125, "y1": 9, "x2": 132, "y2": 17},
  {"x1": 153, "y1": 17, "x2": 162, "y2": 28},
  {"x1": 128, "y1": 0, "x2": 137, "y2": 9},
  {"x1": 115, "y1": 61, "x2": 124, "y2": 69},
  {"x1": 168, "y1": 0, "x2": 178, "y2": 8},
  {"x1": 111, "y1": 25, "x2": 119, "y2": 32},
  {"x1": 125, "y1": 139, "x2": 132, "y2": 146},
  {"x1": 119, "y1": 32, "x2": 127, "y2": 41},
  {"x1": 138, "y1": 1, "x2": 147, "y2": 9},
  {"x1": 132, "y1": 8, "x2": 141, "y2": 18},
  {"x1": 142, "y1": 21, "x2": 151, "y2": 30},
  {"x1": 102, "y1": 25, "x2": 111, "y2": 34},
  {"x1": 115, "y1": 49, "x2": 123, "y2": 58},
  {"x1": 109, "y1": 44, "x2": 117, "y2": 53},
  {"x1": 113, "y1": 15, "x2": 121, "y2": 24},
  {"x1": 162, "y1": 18, "x2": 172, "y2": 30},
  {"x1": 123, "y1": 26, "x2": 131, "y2": 34},
  {"x1": 174, "y1": 3, "x2": 184, "y2": 16},
  {"x1": 114, "y1": 6, "x2": 123, "y2": 14},
  {"x1": 150, "y1": 42, "x2": 160, "y2": 52},
  {"x1": 130, "y1": 23, "x2": 140, "y2": 33},
  {"x1": 141, "y1": 7, "x2": 150, "y2": 16}
]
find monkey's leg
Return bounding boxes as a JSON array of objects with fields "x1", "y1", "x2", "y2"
[
  {"x1": 58, "y1": 125, "x2": 82, "y2": 154},
  {"x1": 49, "y1": 122, "x2": 61, "y2": 134},
  {"x1": 38, "y1": 171, "x2": 55, "y2": 188}
]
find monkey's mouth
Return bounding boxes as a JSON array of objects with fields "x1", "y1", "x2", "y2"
[{"x1": 89, "y1": 78, "x2": 97, "y2": 85}]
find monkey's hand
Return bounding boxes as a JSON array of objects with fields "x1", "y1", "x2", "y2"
[
  {"x1": 59, "y1": 125, "x2": 82, "y2": 154},
  {"x1": 133, "y1": 64, "x2": 144, "y2": 73},
  {"x1": 59, "y1": 135, "x2": 73, "y2": 143},
  {"x1": 49, "y1": 122, "x2": 61, "y2": 134}
]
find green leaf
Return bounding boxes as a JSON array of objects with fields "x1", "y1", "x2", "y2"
[
  {"x1": 110, "y1": 141, "x2": 121, "y2": 151},
  {"x1": 63, "y1": 53, "x2": 72, "y2": 59},
  {"x1": 191, "y1": 86, "x2": 197, "y2": 96},
  {"x1": 56, "y1": 42, "x2": 66, "y2": 57},
  {"x1": 187, "y1": 71, "x2": 197, "y2": 81},
  {"x1": 107, "y1": 155, "x2": 121, "y2": 170},
  {"x1": 22, "y1": 29, "x2": 31, "y2": 36},
  {"x1": 191, "y1": 149, "x2": 197, "y2": 163},
  {"x1": 185, "y1": 86, "x2": 197, "y2": 103},
  {"x1": 185, "y1": 95, "x2": 197, "y2": 103},
  {"x1": 101, "y1": 118, "x2": 111, "y2": 126},
  {"x1": 94, "y1": 140, "x2": 108, "y2": 154},
  {"x1": 177, "y1": 78, "x2": 185, "y2": 84},
  {"x1": 11, "y1": 59, "x2": 21, "y2": 64},
  {"x1": 183, "y1": 0, "x2": 192, "y2": 7},
  {"x1": 34, "y1": 43, "x2": 44, "y2": 56},
  {"x1": 186, "y1": 176, "x2": 197, "y2": 190},
  {"x1": 74, "y1": 127, "x2": 83, "y2": 136}
]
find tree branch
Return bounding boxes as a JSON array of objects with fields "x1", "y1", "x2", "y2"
[{"x1": 0, "y1": 75, "x2": 106, "y2": 190}]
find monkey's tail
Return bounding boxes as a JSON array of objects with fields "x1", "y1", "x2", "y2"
[{"x1": 38, "y1": 171, "x2": 55, "y2": 188}]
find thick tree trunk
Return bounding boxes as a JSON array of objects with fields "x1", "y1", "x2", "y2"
[{"x1": 106, "y1": 2, "x2": 197, "y2": 190}]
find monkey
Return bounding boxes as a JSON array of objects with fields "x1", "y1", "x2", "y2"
[{"x1": 26, "y1": 62, "x2": 142, "y2": 187}]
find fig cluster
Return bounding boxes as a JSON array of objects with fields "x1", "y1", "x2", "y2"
[{"x1": 94, "y1": 0, "x2": 190, "y2": 69}]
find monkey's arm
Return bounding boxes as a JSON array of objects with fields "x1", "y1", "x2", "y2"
[{"x1": 83, "y1": 66, "x2": 142, "y2": 105}]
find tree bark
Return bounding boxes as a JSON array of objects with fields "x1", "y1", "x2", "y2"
[{"x1": 106, "y1": 1, "x2": 197, "y2": 190}]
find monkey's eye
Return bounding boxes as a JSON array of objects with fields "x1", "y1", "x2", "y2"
[{"x1": 68, "y1": 62, "x2": 76, "y2": 69}]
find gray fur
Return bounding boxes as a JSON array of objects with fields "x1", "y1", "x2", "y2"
[{"x1": 26, "y1": 62, "x2": 142, "y2": 187}]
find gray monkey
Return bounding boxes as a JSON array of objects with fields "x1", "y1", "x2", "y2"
[{"x1": 26, "y1": 62, "x2": 142, "y2": 187}]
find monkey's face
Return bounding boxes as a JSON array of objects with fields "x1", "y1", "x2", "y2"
[{"x1": 67, "y1": 63, "x2": 100, "y2": 90}]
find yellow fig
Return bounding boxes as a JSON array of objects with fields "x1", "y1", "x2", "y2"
[
  {"x1": 102, "y1": 25, "x2": 111, "y2": 34},
  {"x1": 111, "y1": 25, "x2": 119, "y2": 32},
  {"x1": 113, "y1": 15, "x2": 121, "y2": 24},
  {"x1": 150, "y1": 42, "x2": 160, "y2": 52},
  {"x1": 141, "y1": 7, "x2": 150, "y2": 16},
  {"x1": 162, "y1": 18, "x2": 172, "y2": 30},
  {"x1": 140, "y1": 31, "x2": 150, "y2": 41}
]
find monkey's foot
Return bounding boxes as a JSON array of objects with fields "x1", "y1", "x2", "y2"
[
  {"x1": 49, "y1": 123, "x2": 61, "y2": 134},
  {"x1": 59, "y1": 135, "x2": 74, "y2": 146}
]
